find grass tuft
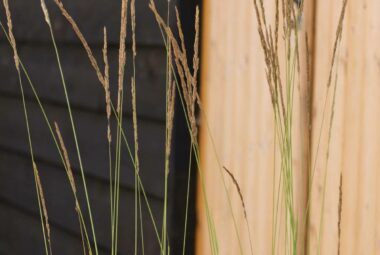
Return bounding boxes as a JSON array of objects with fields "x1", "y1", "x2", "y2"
[{"x1": 0, "y1": 0, "x2": 349, "y2": 254}]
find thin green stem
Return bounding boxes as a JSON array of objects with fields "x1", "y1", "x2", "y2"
[
  {"x1": 182, "y1": 143, "x2": 193, "y2": 255},
  {"x1": 46, "y1": 25, "x2": 99, "y2": 255}
]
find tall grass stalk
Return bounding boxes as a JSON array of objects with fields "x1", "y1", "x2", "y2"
[
  {"x1": 148, "y1": 5, "x2": 219, "y2": 254},
  {"x1": 316, "y1": 2, "x2": 347, "y2": 252},
  {"x1": 132, "y1": 2, "x2": 139, "y2": 255},
  {"x1": 2, "y1": 2, "x2": 162, "y2": 254},
  {"x1": 129, "y1": 0, "x2": 145, "y2": 254},
  {"x1": 102, "y1": 26, "x2": 115, "y2": 253},
  {"x1": 49, "y1": 1, "x2": 165, "y2": 251},
  {"x1": 294, "y1": 1, "x2": 347, "y2": 253},
  {"x1": 223, "y1": 166, "x2": 254, "y2": 255},
  {"x1": 250, "y1": 0, "x2": 300, "y2": 252},
  {"x1": 1, "y1": 1, "x2": 52, "y2": 254},
  {"x1": 39, "y1": 1, "x2": 99, "y2": 254},
  {"x1": 51, "y1": 0, "x2": 166, "y2": 253},
  {"x1": 112, "y1": 1, "x2": 128, "y2": 254},
  {"x1": 1, "y1": 6, "x2": 166, "y2": 254},
  {"x1": 1, "y1": 0, "x2": 348, "y2": 253},
  {"x1": 0, "y1": 19, "x2": 99, "y2": 254},
  {"x1": 55, "y1": 122, "x2": 94, "y2": 254},
  {"x1": 161, "y1": 1, "x2": 175, "y2": 254},
  {"x1": 1, "y1": 18, "x2": 164, "y2": 252},
  {"x1": 251, "y1": 0, "x2": 347, "y2": 254},
  {"x1": 181, "y1": 143, "x2": 193, "y2": 255},
  {"x1": 149, "y1": 2, "x2": 252, "y2": 253},
  {"x1": 3, "y1": 0, "x2": 192, "y2": 253}
]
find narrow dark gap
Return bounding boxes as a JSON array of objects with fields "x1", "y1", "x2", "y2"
[
  {"x1": 304, "y1": 0, "x2": 318, "y2": 253},
  {"x1": 168, "y1": 0, "x2": 201, "y2": 254}
]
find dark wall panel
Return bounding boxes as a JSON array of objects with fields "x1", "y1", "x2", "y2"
[
  {"x1": 0, "y1": 96, "x2": 166, "y2": 197},
  {"x1": 0, "y1": 43, "x2": 167, "y2": 120},
  {"x1": 0, "y1": 151, "x2": 163, "y2": 254},
  {"x1": 0, "y1": 0, "x2": 172, "y2": 45},
  {"x1": 0, "y1": 202, "x2": 111, "y2": 255},
  {"x1": 0, "y1": 0, "x2": 199, "y2": 254}
]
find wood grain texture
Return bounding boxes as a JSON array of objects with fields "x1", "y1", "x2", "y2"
[
  {"x1": 197, "y1": 0, "x2": 321, "y2": 251},
  {"x1": 199, "y1": 0, "x2": 380, "y2": 254},
  {"x1": 198, "y1": 0, "x2": 278, "y2": 254},
  {"x1": 307, "y1": 0, "x2": 380, "y2": 254}
]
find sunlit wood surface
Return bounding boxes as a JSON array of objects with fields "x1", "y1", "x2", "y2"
[{"x1": 198, "y1": 0, "x2": 380, "y2": 254}]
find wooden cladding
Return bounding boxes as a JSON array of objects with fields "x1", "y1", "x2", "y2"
[{"x1": 198, "y1": 0, "x2": 380, "y2": 254}]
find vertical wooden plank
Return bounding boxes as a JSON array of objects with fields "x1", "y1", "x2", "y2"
[
  {"x1": 307, "y1": 0, "x2": 347, "y2": 252},
  {"x1": 197, "y1": 0, "x2": 315, "y2": 254},
  {"x1": 308, "y1": 0, "x2": 380, "y2": 254},
  {"x1": 196, "y1": 0, "x2": 380, "y2": 252},
  {"x1": 197, "y1": 0, "x2": 276, "y2": 253}
]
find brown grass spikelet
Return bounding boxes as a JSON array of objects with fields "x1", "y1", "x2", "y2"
[
  {"x1": 2, "y1": 0, "x2": 20, "y2": 72},
  {"x1": 131, "y1": 77, "x2": 140, "y2": 173},
  {"x1": 39, "y1": 0, "x2": 51, "y2": 26},
  {"x1": 54, "y1": 122, "x2": 94, "y2": 254},
  {"x1": 165, "y1": 80, "x2": 176, "y2": 161},
  {"x1": 53, "y1": 0, "x2": 113, "y2": 145},
  {"x1": 223, "y1": 166, "x2": 248, "y2": 219},
  {"x1": 102, "y1": 27, "x2": 112, "y2": 143},
  {"x1": 163, "y1": 38, "x2": 176, "y2": 175},
  {"x1": 173, "y1": 7, "x2": 196, "y2": 96},
  {"x1": 192, "y1": 7, "x2": 200, "y2": 100},
  {"x1": 53, "y1": 0, "x2": 105, "y2": 87},
  {"x1": 54, "y1": 122, "x2": 77, "y2": 194},
  {"x1": 223, "y1": 166, "x2": 254, "y2": 254},
  {"x1": 326, "y1": 0, "x2": 347, "y2": 89},
  {"x1": 117, "y1": 0, "x2": 129, "y2": 114},
  {"x1": 251, "y1": 0, "x2": 287, "y2": 118},
  {"x1": 149, "y1": 1, "x2": 200, "y2": 141},
  {"x1": 33, "y1": 161, "x2": 53, "y2": 255},
  {"x1": 130, "y1": 0, "x2": 139, "y2": 172},
  {"x1": 131, "y1": 0, "x2": 137, "y2": 57},
  {"x1": 175, "y1": 8, "x2": 187, "y2": 63}
]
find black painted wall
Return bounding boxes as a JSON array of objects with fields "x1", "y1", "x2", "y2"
[{"x1": 0, "y1": 0, "x2": 198, "y2": 254}]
